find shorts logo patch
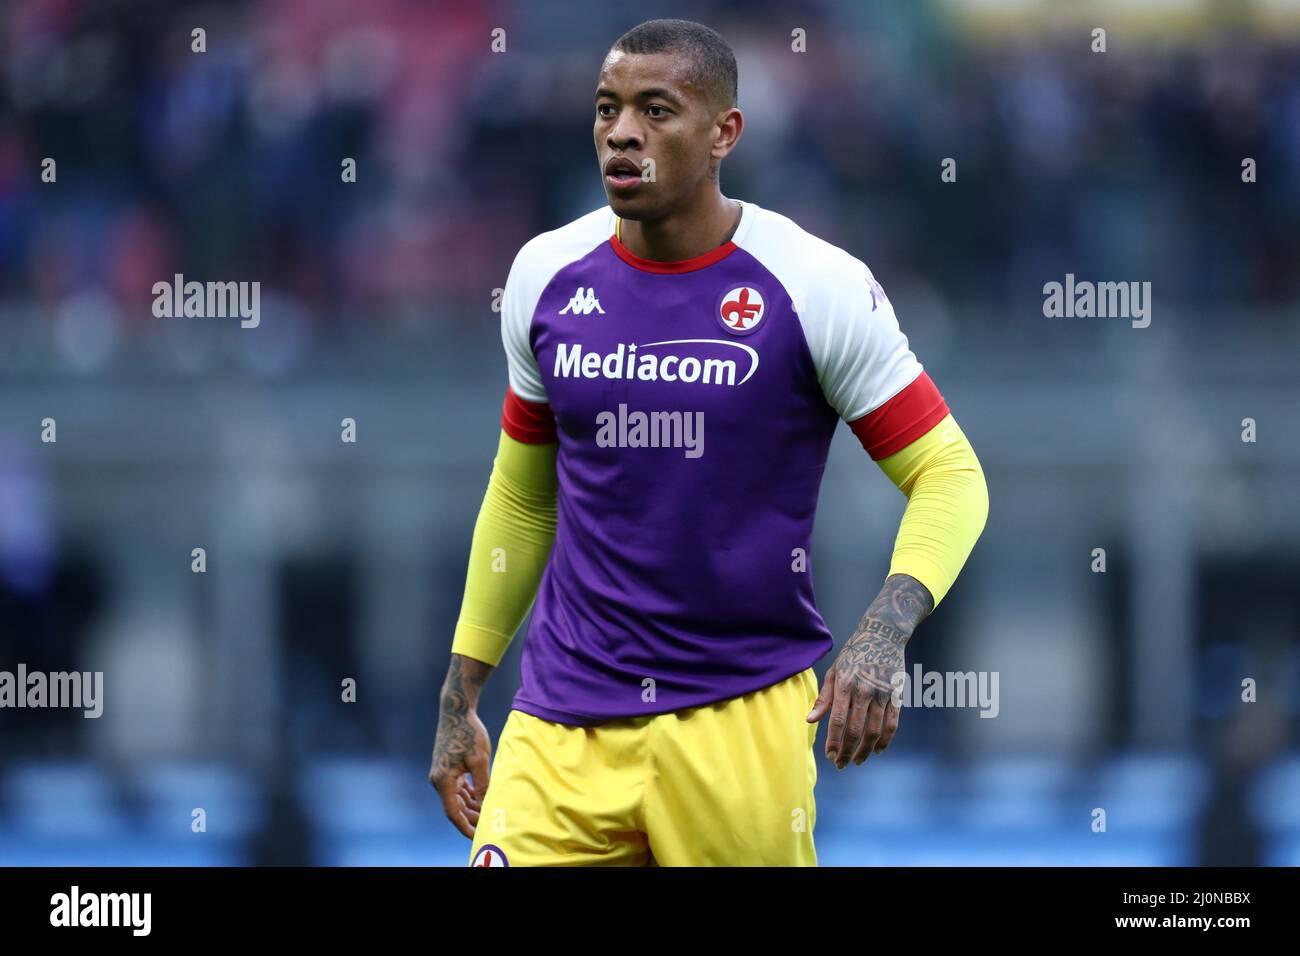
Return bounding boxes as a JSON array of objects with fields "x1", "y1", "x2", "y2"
[
  {"x1": 718, "y1": 286, "x2": 765, "y2": 335},
  {"x1": 471, "y1": 844, "x2": 508, "y2": 867}
]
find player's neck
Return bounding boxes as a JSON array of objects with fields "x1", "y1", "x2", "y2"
[{"x1": 618, "y1": 192, "x2": 742, "y2": 263}]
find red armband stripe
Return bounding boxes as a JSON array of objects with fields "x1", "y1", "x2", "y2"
[
  {"x1": 848, "y1": 371, "x2": 950, "y2": 460},
  {"x1": 502, "y1": 386, "x2": 557, "y2": 444}
]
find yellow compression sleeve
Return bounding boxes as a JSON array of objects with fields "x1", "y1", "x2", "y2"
[
  {"x1": 450, "y1": 430, "x2": 559, "y2": 666},
  {"x1": 875, "y1": 413, "x2": 989, "y2": 608}
]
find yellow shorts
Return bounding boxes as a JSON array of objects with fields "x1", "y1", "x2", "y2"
[{"x1": 467, "y1": 667, "x2": 820, "y2": 867}]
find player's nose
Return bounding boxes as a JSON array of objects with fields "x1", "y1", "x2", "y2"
[{"x1": 606, "y1": 117, "x2": 643, "y2": 150}]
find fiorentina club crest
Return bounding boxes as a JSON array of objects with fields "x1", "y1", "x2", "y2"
[
  {"x1": 471, "y1": 844, "x2": 508, "y2": 867},
  {"x1": 717, "y1": 286, "x2": 765, "y2": 335}
]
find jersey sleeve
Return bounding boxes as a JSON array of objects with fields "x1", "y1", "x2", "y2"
[
  {"x1": 501, "y1": 244, "x2": 549, "y2": 405},
  {"x1": 502, "y1": 386, "x2": 557, "y2": 444},
  {"x1": 802, "y1": 261, "x2": 950, "y2": 460},
  {"x1": 499, "y1": 242, "x2": 558, "y2": 444}
]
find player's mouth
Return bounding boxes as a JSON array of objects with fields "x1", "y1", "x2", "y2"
[{"x1": 604, "y1": 156, "x2": 643, "y2": 192}]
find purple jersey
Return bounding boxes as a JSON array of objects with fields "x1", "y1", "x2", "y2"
[{"x1": 497, "y1": 201, "x2": 948, "y2": 724}]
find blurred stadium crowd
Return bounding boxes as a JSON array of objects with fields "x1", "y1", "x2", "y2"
[
  {"x1": 3, "y1": 0, "x2": 1300, "y2": 354},
  {"x1": 1, "y1": 0, "x2": 1298, "y2": 866}
]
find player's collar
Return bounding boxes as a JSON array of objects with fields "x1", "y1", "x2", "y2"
[{"x1": 610, "y1": 201, "x2": 753, "y2": 275}]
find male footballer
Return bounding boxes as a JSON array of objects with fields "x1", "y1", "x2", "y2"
[{"x1": 429, "y1": 18, "x2": 988, "y2": 866}]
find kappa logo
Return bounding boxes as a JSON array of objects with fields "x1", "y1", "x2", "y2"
[
  {"x1": 471, "y1": 844, "x2": 509, "y2": 867},
  {"x1": 718, "y1": 286, "x2": 764, "y2": 335},
  {"x1": 559, "y1": 287, "x2": 605, "y2": 316},
  {"x1": 865, "y1": 272, "x2": 888, "y2": 311}
]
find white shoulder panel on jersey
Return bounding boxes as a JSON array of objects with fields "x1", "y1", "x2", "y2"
[
  {"x1": 501, "y1": 205, "x2": 614, "y2": 404},
  {"x1": 736, "y1": 203, "x2": 924, "y2": 423}
]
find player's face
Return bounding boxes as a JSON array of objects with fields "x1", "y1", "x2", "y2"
[{"x1": 594, "y1": 51, "x2": 728, "y2": 221}]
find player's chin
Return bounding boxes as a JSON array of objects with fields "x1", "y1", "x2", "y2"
[{"x1": 604, "y1": 186, "x2": 654, "y2": 219}]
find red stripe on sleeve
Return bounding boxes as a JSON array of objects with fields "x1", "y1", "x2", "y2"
[
  {"x1": 502, "y1": 386, "x2": 557, "y2": 444},
  {"x1": 847, "y1": 371, "x2": 950, "y2": 460}
]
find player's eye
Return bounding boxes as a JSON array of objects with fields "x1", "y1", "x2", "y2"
[
  {"x1": 596, "y1": 103, "x2": 615, "y2": 118},
  {"x1": 646, "y1": 104, "x2": 670, "y2": 118}
]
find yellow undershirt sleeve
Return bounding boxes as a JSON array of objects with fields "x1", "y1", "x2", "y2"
[
  {"x1": 875, "y1": 413, "x2": 988, "y2": 608},
  {"x1": 449, "y1": 430, "x2": 559, "y2": 666}
]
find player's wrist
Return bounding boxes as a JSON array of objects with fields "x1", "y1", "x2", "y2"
[{"x1": 441, "y1": 653, "x2": 494, "y2": 711}]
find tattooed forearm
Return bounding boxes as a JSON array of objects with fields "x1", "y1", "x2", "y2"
[
  {"x1": 432, "y1": 654, "x2": 493, "y2": 774},
  {"x1": 440, "y1": 653, "x2": 493, "y2": 713},
  {"x1": 813, "y1": 574, "x2": 935, "y2": 768},
  {"x1": 849, "y1": 573, "x2": 934, "y2": 649},
  {"x1": 831, "y1": 574, "x2": 935, "y2": 694}
]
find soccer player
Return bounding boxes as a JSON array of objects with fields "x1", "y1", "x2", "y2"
[{"x1": 429, "y1": 18, "x2": 988, "y2": 867}]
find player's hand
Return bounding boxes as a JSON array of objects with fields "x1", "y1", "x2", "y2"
[
  {"x1": 429, "y1": 705, "x2": 492, "y2": 839},
  {"x1": 806, "y1": 634, "x2": 903, "y2": 769},
  {"x1": 429, "y1": 655, "x2": 495, "y2": 839},
  {"x1": 806, "y1": 574, "x2": 932, "y2": 769}
]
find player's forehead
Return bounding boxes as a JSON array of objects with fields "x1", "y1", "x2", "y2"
[{"x1": 595, "y1": 49, "x2": 704, "y2": 106}]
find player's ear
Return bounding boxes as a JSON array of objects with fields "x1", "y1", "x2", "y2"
[{"x1": 711, "y1": 107, "x2": 743, "y2": 160}]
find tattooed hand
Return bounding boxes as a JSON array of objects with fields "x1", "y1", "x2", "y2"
[
  {"x1": 806, "y1": 574, "x2": 934, "y2": 769},
  {"x1": 429, "y1": 654, "x2": 495, "y2": 839}
]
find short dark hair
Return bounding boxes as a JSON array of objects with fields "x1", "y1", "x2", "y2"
[{"x1": 610, "y1": 19, "x2": 738, "y2": 112}]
